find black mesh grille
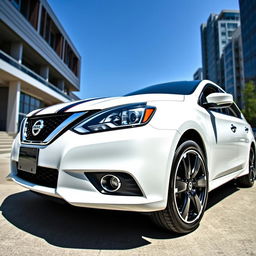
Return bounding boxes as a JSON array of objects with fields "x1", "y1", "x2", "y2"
[
  {"x1": 17, "y1": 166, "x2": 58, "y2": 188},
  {"x1": 24, "y1": 113, "x2": 72, "y2": 142}
]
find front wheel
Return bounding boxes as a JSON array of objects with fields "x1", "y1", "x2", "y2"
[{"x1": 151, "y1": 140, "x2": 209, "y2": 234}]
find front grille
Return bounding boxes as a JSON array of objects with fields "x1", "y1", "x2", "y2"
[
  {"x1": 17, "y1": 166, "x2": 58, "y2": 188},
  {"x1": 24, "y1": 113, "x2": 72, "y2": 142}
]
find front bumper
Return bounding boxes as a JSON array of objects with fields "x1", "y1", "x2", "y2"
[{"x1": 10, "y1": 125, "x2": 179, "y2": 212}]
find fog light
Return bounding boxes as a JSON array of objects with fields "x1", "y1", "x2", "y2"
[{"x1": 100, "y1": 174, "x2": 121, "y2": 192}]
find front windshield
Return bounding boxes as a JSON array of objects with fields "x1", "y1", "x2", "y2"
[{"x1": 126, "y1": 80, "x2": 201, "y2": 96}]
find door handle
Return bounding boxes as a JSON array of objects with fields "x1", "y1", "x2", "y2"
[
  {"x1": 231, "y1": 124, "x2": 237, "y2": 133},
  {"x1": 245, "y1": 127, "x2": 249, "y2": 133}
]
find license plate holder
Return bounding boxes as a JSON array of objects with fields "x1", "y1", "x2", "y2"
[{"x1": 18, "y1": 147, "x2": 39, "y2": 174}]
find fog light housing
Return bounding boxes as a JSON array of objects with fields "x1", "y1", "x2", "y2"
[
  {"x1": 85, "y1": 172, "x2": 143, "y2": 196},
  {"x1": 100, "y1": 174, "x2": 121, "y2": 192}
]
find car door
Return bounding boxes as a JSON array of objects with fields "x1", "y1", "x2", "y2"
[
  {"x1": 199, "y1": 84, "x2": 245, "y2": 180},
  {"x1": 208, "y1": 109, "x2": 241, "y2": 179},
  {"x1": 221, "y1": 104, "x2": 250, "y2": 171}
]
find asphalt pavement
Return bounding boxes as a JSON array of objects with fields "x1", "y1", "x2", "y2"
[{"x1": 0, "y1": 153, "x2": 255, "y2": 256}]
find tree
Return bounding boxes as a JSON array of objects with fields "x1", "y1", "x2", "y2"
[{"x1": 242, "y1": 81, "x2": 256, "y2": 127}]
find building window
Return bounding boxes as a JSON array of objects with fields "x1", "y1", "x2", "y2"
[
  {"x1": 39, "y1": 7, "x2": 79, "y2": 77},
  {"x1": 221, "y1": 32, "x2": 226, "y2": 36},
  {"x1": 10, "y1": 0, "x2": 40, "y2": 29},
  {"x1": 64, "y1": 40, "x2": 79, "y2": 76},
  {"x1": 222, "y1": 40, "x2": 226, "y2": 45},
  {"x1": 19, "y1": 92, "x2": 46, "y2": 127},
  {"x1": 10, "y1": 0, "x2": 20, "y2": 10},
  {"x1": 228, "y1": 30, "x2": 233, "y2": 37},
  {"x1": 221, "y1": 23, "x2": 226, "y2": 28},
  {"x1": 227, "y1": 23, "x2": 238, "y2": 29}
]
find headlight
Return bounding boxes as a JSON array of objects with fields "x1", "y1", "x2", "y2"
[{"x1": 72, "y1": 103, "x2": 156, "y2": 134}]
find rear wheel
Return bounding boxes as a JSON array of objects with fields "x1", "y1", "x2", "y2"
[
  {"x1": 151, "y1": 140, "x2": 208, "y2": 234},
  {"x1": 237, "y1": 147, "x2": 255, "y2": 188}
]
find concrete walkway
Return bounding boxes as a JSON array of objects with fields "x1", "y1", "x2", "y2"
[{"x1": 0, "y1": 153, "x2": 255, "y2": 256}]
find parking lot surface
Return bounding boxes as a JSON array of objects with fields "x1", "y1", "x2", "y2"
[{"x1": 0, "y1": 153, "x2": 255, "y2": 256}]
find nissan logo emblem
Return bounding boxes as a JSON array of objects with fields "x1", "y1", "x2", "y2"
[{"x1": 32, "y1": 120, "x2": 44, "y2": 136}]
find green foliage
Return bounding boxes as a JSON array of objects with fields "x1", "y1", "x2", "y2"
[{"x1": 242, "y1": 81, "x2": 256, "y2": 127}]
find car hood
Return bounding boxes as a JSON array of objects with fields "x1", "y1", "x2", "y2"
[{"x1": 27, "y1": 94, "x2": 185, "y2": 116}]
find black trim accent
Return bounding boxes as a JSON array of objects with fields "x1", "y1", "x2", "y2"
[
  {"x1": 86, "y1": 172, "x2": 143, "y2": 196},
  {"x1": 17, "y1": 165, "x2": 59, "y2": 188},
  {"x1": 32, "y1": 108, "x2": 44, "y2": 116},
  {"x1": 57, "y1": 97, "x2": 105, "y2": 113}
]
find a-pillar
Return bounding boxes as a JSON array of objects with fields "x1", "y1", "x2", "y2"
[{"x1": 7, "y1": 81, "x2": 21, "y2": 135}]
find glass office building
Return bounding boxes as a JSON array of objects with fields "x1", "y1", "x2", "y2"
[
  {"x1": 223, "y1": 27, "x2": 244, "y2": 108},
  {"x1": 201, "y1": 10, "x2": 240, "y2": 86},
  {"x1": 239, "y1": 0, "x2": 256, "y2": 84}
]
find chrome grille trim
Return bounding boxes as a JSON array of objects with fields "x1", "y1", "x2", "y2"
[{"x1": 21, "y1": 112, "x2": 85, "y2": 145}]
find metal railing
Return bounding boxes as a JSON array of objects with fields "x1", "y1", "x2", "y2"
[{"x1": 0, "y1": 50, "x2": 74, "y2": 101}]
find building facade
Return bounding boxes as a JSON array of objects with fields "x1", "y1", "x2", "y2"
[
  {"x1": 239, "y1": 0, "x2": 256, "y2": 84},
  {"x1": 193, "y1": 68, "x2": 203, "y2": 80},
  {"x1": 0, "y1": 0, "x2": 81, "y2": 134},
  {"x1": 223, "y1": 27, "x2": 244, "y2": 108},
  {"x1": 201, "y1": 10, "x2": 240, "y2": 86}
]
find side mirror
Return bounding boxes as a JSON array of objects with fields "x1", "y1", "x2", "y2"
[{"x1": 205, "y1": 93, "x2": 233, "y2": 109}]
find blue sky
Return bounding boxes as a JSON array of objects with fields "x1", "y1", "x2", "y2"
[{"x1": 48, "y1": 0, "x2": 239, "y2": 99}]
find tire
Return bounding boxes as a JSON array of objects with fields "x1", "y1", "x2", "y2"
[
  {"x1": 237, "y1": 147, "x2": 255, "y2": 188},
  {"x1": 151, "y1": 140, "x2": 209, "y2": 234}
]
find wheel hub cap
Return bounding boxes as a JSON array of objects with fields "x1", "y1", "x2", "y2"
[{"x1": 188, "y1": 181, "x2": 193, "y2": 191}]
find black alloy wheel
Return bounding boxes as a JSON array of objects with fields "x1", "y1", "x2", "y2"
[
  {"x1": 174, "y1": 148, "x2": 207, "y2": 223},
  {"x1": 151, "y1": 140, "x2": 209, "y2": 234}
]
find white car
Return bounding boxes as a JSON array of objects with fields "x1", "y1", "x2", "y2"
[{"x1": 9, "y1": 80, "x2": 255, "y2": 234}]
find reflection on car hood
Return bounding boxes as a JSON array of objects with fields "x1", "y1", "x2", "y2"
[{"x1": 27, "y1": 94, "x2": 185, "y2": 116}]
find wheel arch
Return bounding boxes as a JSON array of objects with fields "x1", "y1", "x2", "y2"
[
  {"x1": 176, "y1": 129, "x2": 207, "y2": 160},
  {"x1": 251, "y1": 141, "x2": 256, "y2": 165},
  {"x1": 251, "y1": 141, "x2": 256, "y2": 153}
]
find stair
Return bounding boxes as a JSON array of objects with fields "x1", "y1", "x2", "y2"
[{"x1": 0, "y1": 132, "x2": 14, "y2": 154}]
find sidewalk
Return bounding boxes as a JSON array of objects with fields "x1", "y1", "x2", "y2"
[
  {"x1": 0, "y1": 153, "x2": 256, "y2": 256},
  {"x1": 0, "y1": 153, "x2": 11, "y2": 185}
]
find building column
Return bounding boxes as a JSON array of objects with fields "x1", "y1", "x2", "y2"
[
  {"x1": 40, "y1": 66, "x2": 49, "y2": 82},
  {"x1": 57, "y1": 80, "x2": 65, "y2": 91},
  {"x1": 37, "y1": 2, "x2": 42, "y2": 32},
  {"x1": 10, "y1": 42, "x2": 23, "y2": 64},
  {"x1": 6, "y1": 81, "x2": 21, "y2": 135}
]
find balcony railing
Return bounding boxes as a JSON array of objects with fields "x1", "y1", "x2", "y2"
[{"x1": 0, "y1": 50, "x2": 74, "y2": 101}]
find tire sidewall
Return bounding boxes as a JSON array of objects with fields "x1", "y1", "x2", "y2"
[{"x1": 167, "y1": 140, "x2": 209, "y2": 233}]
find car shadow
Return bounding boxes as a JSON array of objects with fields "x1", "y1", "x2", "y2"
[{"x1": 0, "y1": 181, "x2": 239, "y2": 250}]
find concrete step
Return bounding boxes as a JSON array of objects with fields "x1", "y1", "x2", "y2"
[
  {"x1": 0, "y1": 148, "x2": 11, "y2": 154},
  {"x1": 0, "y1": 141, "x2": 12, "y2": 147},
  {"x1": 0, "y1": 138, "x2": 13, "y2": 141},
  {"x1": 0, "y1": 143, "x2": 13, "y2": 147},
  {"x1": 0, "y1": 132, "x2": 14, "y2": 154},
  {"x1": 0, "y1": 137, "x2": 13, "y2": 140},
  {"x1": 0, "y1": 132, "x2": 15, "y2": 138},
  {"x1": 0, "y1": 144, "x2": 13, "y2": 149},
  {"x1": 0, "y1": 132, "x2": 11, "y2": 135},
  {"x1": 0, "y1": 139, "x2": 13, "y2": 144},
  {"x1": 0, "y1": 140, "x2": 14, "y2": 144}
]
